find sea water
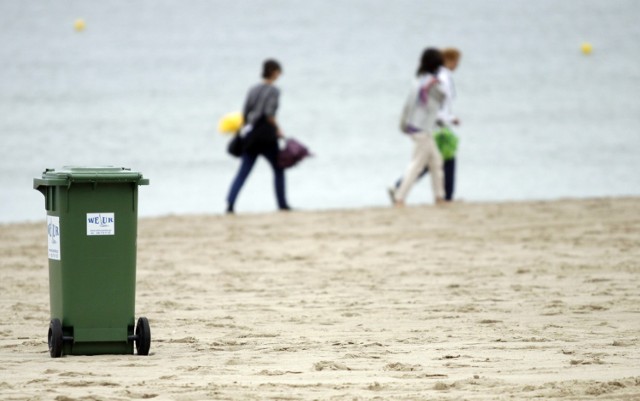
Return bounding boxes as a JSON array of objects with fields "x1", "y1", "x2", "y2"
[{"x1": 2, "y1": 0, "x2": 640, "y2": 223}]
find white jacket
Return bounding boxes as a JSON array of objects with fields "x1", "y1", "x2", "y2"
[
  {"x1": 437, "y1": 67, "x2": 456, "y2": 126},
  {"x1": 399, "y1": 73, "x2": 446, "y2": 134}
]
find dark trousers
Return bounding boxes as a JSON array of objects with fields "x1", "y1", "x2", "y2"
[
  {"x1": 395, "y1": 157, "x2": 456, "y2": 200},
  {"x1": 226, "y1": 144, "x2": 288, "y2": 211},
  {"x1": 443, "y1": 158, "x2": 455, "y2": 201}
]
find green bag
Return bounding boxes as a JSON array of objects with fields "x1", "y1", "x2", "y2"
[{"x1": 434, "y1": 126, "x2": 459, "y2": 160}]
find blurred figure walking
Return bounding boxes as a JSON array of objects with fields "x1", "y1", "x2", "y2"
[
  {"x1": 438, "y1": 48, "x2": 462, "y2": 201},
  {"x1": 391, "y1": 48, "x2": 447, "y2": 207},
  {"x1": 390, "y1": 47, "x2": 462, "y2": 202},
  {"x1": 226, "y1": 59, "x2": 291, "y2": 213}
]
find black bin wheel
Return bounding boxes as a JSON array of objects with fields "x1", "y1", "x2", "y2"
[
  {"x1": 135, "y1": 317, "x2": 151, "y2": 356},
  {"x1": 48, "y1": 319, "x2": 63, "y2": 358}
]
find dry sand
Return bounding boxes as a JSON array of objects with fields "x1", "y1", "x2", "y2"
[{"x1": 1, "y1": 197, "x2": 639, "y2": 400}]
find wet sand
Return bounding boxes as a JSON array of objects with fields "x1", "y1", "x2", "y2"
[{"x1": 1, "y1": 197, "x2": 639, "y2": 400}]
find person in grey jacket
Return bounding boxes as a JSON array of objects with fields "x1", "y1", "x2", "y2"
[
  {"x1": 226, "y1": 59, "x2": 290, "y2": 213},
  {"x1": 391, "y1": 48, "x2": 446, "y2": 207}
]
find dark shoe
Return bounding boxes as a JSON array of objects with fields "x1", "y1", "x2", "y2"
[{"x1": 387, "y1": 187, "x2": 396, "y2": 205}]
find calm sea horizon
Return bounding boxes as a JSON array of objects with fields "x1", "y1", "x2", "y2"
[{"x1": 2, "y1": 0, "x2": 640, "y2": 223}]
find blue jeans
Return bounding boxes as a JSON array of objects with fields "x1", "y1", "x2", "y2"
[{"x1": 226, "y1": 144, "x2": 288, "y2": 211}]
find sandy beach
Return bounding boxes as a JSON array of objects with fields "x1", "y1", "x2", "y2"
[{"x1": 1, "y1": 197, "x2": 639, "y2": 400}]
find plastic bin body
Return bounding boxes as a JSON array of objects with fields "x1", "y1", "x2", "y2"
[{"x1": 34, "y1": 167, "x2": 149, "y2": 355}]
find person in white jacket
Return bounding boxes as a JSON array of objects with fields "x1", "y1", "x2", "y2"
[
  {"x1": 392, "y1": 48, "x2": 447, "y2": 207},
  {"x1": 437, "y1": 48, "x2": 461, "y2": 127},
  {"x1": 389, "y1": 48, "x2": 462, "y2": 202},
  {"x1": 437, "y1": 48, "x2": 462, "y2": 200}
]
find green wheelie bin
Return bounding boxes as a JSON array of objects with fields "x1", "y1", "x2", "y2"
[{"x1": 34, "y1": 166, "x2": 150, "y2": 358}]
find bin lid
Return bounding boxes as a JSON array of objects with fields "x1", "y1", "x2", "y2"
[{"x1": 33, "y1": 166, "x2": 150, "y2": 189}]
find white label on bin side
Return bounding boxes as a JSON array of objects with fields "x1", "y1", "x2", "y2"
[
  {"x1": 86, "y1": 213, "x2": 115, "y2": 236},
  {"x1": 47, "y1": 215, "x2": 61, "y2": 260}
]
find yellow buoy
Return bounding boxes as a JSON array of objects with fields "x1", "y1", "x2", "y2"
[
  {"x1": 580, "y1": 42, "x2": 593, "y2": 55},
  {"x1": 218, "y1": 112, "x2": 243, "y2": 134},
  {"x1": 74, "y1": 18, "x2": 86, "y2": 32}
]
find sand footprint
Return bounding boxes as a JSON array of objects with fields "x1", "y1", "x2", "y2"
[
  {"x1": 384, "y1": 362, "x2": 422, "y2": 371},
  {"x1": 313, "y1": 360, "x2": 351, "y2": 371}
]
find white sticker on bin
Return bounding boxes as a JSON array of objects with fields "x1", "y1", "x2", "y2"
[
  {"x1": 47, "y1": 215, "x2": 61, "y2": 260},
  {"x1": 86, "y1": 213, "x2": 115, "y2": 236}
]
